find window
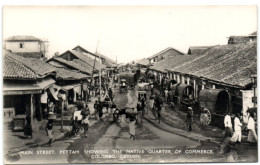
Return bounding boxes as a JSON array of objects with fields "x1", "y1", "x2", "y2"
[{"x1": 19, "y1": 43, "x2": 24, "y2": 48}]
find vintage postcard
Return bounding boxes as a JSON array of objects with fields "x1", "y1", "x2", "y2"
[{"x1": 2, "y1": 5, "x2": 258, "y2": 164}]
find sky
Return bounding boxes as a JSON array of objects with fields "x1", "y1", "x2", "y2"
[{"x1": 3, "y1": 5, "x2": 257, "y2": 63}]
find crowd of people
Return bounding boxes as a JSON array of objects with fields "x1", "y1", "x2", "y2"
[{"x1": 224, "y1": 112, "x2": 258, "y2": 144}]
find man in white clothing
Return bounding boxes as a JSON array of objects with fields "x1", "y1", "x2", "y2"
[
  {"x1": 230, "y1": 113, "x2": 243, "y2": 143},
  {"x1": 247, "y1": 112, "x2": 258, "y2": 143},
  {"x1": 224, "y1": 113, "x2": 233, "y2": 138}
]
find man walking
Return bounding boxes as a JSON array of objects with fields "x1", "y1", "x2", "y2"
[
  {"x1": 186, "y1": 107, "x2": 193, "y2": 132},
  {"x1": 224, "y1": 112, "x2": 233, "y2": 138},
  {"x1": 230, "y1": 113, "x2": 242, "y2": 143},
  {"x1": 155, "y1": 94, "x2": 163, "y2": 124}
]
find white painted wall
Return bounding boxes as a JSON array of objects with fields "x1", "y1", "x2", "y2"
[
  {"x1": 241, "y1": 90, "x2": 255, "y2": 114},
  {"x1": 5, "y1": 41, "x2": 40, "y2": 53}
]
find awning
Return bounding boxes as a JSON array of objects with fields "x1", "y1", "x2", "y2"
[
  {"x1": 49, "y1": 87, "x2": 59, "y2": 101},
  {"x1": 3, "y1": 77, "x2": 56, "y2": 96},
  {"x1": 58, "y1": 83, "x2": 81, "y2": 91},
  {"x1": 36, "y1": 77, "x2": 55, "y2": 90},
  {"x1": 3, "y1": 82, "x2": 42, "y2": 95}
]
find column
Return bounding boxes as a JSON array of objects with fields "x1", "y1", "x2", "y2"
[
  {"x1": 177, "y1": 74, "x2": 180, "y2": 83},
  {"x1": 202, "y1": 81, "x2": 205, "y2": 90},
  {"x1": 193, "y1": 79, "x2": 197, "y2": 99},
  {"x1": 187, "y1": 77, "x2": 190, "y2": 85},
  {"x1": 181, "y1": 75, "x2": 185, "y2": 84}
]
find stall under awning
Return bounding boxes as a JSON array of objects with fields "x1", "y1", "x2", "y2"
[
  {"x1": 3, "y1": 82, "x2": 41, "y2": 95},
  {"x1": 3, "y1": 77, "x2": 56, "y2": 96}
]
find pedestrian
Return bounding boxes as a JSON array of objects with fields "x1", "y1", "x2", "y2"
[
  {"x1": 24, "y1": 115, "x2": 33, "y2": 139},
  {"x1": 186, "y1": 107, "x2": 193, "y2": 132},
  {"x1": 164, "y1": 89, "x2": 168, "y2": 102},
  {"x1": 200, "y1": 108, "x2": 208, "y2": 128},
  {"x1": 111, "y1": 103, "x2": 117, "y2": 115},
  {"x1": 224, "y1": 112, "x2": 233, "y2": 138},
  {"x1": 129, "y1": 114, "x2": 136, "y2": 141},
  {"x1": 104, "y1": 95, "x2": 110, "y2": 113},
  {"x1": 140, "y1": 96, "x2": 146, "y2": 118},
  {"x1": 94, "y1": 100, "x2": 98, "y2": 120},
  {"x1": 45, "y1": 119, "x2": 54, "y2": 146},
  {"x1": 136, "y1": 101, "x2": 142, "y2": 123},
  {"x1": 150, "y1": 83, "x2": 154, "y2": 95},
  {"x1": 108, "y1": 88, "x2": 114, "y2": 102},
  {"x1": 97, "y1": 101, "x2": 104, "y2": 121},
  {"x1": 247, "y1": 112, "x2": 257, "y2": 144},
  {"x1": 81, "y1": 104, "x2": 90, "y2": 118},
  {"x1": 48, "y1": 102, "x2": 55, "y2": 113},
  {"x1": 155, "y1": 95, "x2": 163, "y2": 124},
  {"x1": 72, "y1": 104, "x2": 84, "y2": 135},
  {"x1": 230, "y1": 113, "x2": 243, "y2": 143},
  {"x1": 71, "y1": 116, "x2": 80, "y2": 136},
  {"x1": 148, "y1": 95, "x2": 155, "y2": 113},
  {"x1": 200, "y1": 110, "x2": 205, "y2": 128},
  {"x1": 81, "y1": 113, "x2": 90, "y2": 138}
]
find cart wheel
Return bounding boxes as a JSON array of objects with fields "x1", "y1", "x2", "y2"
[{"x1": 205, "y1": 109, "x2": 212, "y2": 125}]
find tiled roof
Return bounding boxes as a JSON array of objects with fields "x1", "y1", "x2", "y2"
[
  {"x1": 171, "y1": 41, "x2": 257, "y2": 87},
  {"x1": 13, "y1": 52, "x2": 43, "y2": 58},
  {"x1": 72, "y1": 45, "x2": 116, "y2": 67},
  {"x1": 69, "y1": 50, "x2": 106, "y2": 69},
  {"x1": 150, "y1": 54, "x2": 202, "y2": 72},
  {"x1": 148, "y1": 47, "x2": 185, "y2": 59},
  {"x1": 5, "y1": 36, "x2": 41, "y2": 41},
  {"x1": 3, "y1": 51, "x2": 56, "y2": 79},
  {"x1": 50, "y1": 57, "x2": 93, "y2": 75},
  {"x1": 4, "y1": 51, "x2": 89, "y2": 81},
  {"x1": 136, "y1": 58, "x2": 149, "y2": 66},
  {"x1": 55, "y1": 67, "x2": 89, "y2": 80},
  {"x1": 9, "y1": 53, "x2": 56, "y2": 78},
  {"x1": 3, "y1": 54, "x2": 38, "y2": 79}
]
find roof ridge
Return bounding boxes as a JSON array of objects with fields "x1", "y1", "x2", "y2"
[
  {"x1": 73, "y1": 45, "x2": 116, "y2": 63},
  {"x1": 69, "y1": 50, "x2": 95, "y2": 68}
]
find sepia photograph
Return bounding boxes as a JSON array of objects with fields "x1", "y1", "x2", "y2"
[{"x1": 2, "y1": 5, "x2": 258, "y2": 164}]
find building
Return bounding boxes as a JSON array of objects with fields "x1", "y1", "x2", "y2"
[
  {"x1": 228, "y1": 31, "x2": 257, "y2": 45},
  {"x1": 149, "y1": 31, "x2": 257, "y2": 120},
  {"x1": 47, "y1": 50, "x2": 106, "y2": 75},
  {"x1": 4, "y1": 35, "x2": 48, "y2": 58},
  {"x1": 245, "y1": 31, "x2": 257, "y2": 42},
  {"x1": 148, "y1": 47, "x2": 185, "y2": 64},
  {"x1": 187, "y1": 46, "x2": 212, "y2": 55},
  {"x1": 72, "y1": 45, "x2": 117, "y2": 68},
  {"x1": 3, "y1": 51, "x2": 56, "y2": 127},
  {"x1": 135, "y1": 58, "x2": 149, "y2": 68},
  {"x1": 168, "y1": 41, "x2": 256, "y2": 116},
  {"x1": 3, "y1": 49, "x2": 89, "y2": 130}
]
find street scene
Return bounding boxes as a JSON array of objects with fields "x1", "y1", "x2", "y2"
[{"x1": 3, "y1": 6, "x2": 258, "y2": 164}]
